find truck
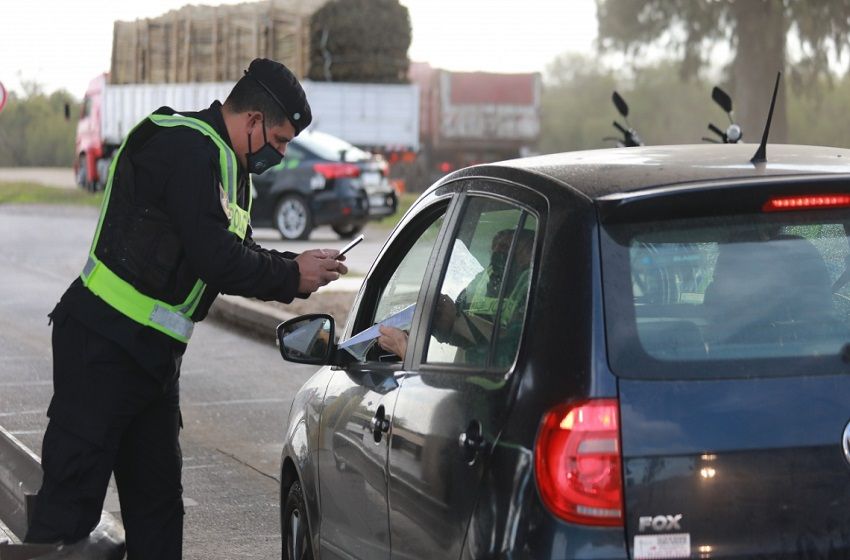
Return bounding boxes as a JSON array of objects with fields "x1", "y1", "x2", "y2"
[
  {"x1": 403, "y1": 63, "x2": 542, "y2": 186},
  {"x1": 73, "y1": 73, "x2": 419, "y2": 190}
]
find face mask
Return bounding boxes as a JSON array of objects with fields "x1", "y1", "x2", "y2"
[{"x1": 246, "y1": 117, "x2": 284, "y2": 174}]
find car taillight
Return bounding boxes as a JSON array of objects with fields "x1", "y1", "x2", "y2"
[
  {"x1": 313, "y1": 163, "x2": 361, "y2": 180},
  {"x1": 763, "y1": 194, "x2": 850, "y2": 212},
  {"x1": 534, "y1": 398, "x2": 623, "y2": 526}
]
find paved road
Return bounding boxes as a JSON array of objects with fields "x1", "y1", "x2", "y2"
[
  {"x1": 0, "y1": 167, "x2": 76, "y2": 189},
  {"x1": 0, "y1": 204, "x2": 386, "y2": 558}
]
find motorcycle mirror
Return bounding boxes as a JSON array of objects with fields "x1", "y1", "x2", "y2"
[
  {"x1": 612, "y1": 91, "x2": 629, "y2": 118},
  {"x1": 726, "y1": 123, "x2": 742, "y2": 143},
  {"x1": 711, "y1": 86, "x2": 733, "y2": 113}
]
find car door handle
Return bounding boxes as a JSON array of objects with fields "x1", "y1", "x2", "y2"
[
  {"x1": 369, "y1": 405, "x2": 390, "y2": 443},
  {"x1": 369, "y1": 416, "x2": 390, "y2": 434}
]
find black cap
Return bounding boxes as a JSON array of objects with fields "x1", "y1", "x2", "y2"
[{"x1": 244, "y1": 58, "x2": 312, "y2": 135}]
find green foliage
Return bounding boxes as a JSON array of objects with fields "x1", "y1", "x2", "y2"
[
  {"x1": 539, "y1": 54, "x2": 850, "y2": 152},
  {"x1": 786, "y1": 72, "x2": 850, "y2": 148},
  {"x1": 540, "y1": 55, "x2": 715, "y2": 153},
  {"x1": 0, "y1": 181, "x2": 102, "y2": 206},
  {"x1": 596, "y1": 0, "x2": 731, "y2": 77},
  {"x1": 595, "y1": 0, "x2": 850, "y2": 143},
  {"x1": 539, "y1": 54, "x2": 617, "y2": 153},
  {"x1": 308, "y1": 0, "x2": 412, "y2": 83},
  {"x1": 0, "y1": 83, "x2": 79, "y2": 166}
]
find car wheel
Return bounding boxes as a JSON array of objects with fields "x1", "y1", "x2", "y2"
[
  {"x1": 275, "y1": 195, "x2": 312, "y2": 240},
  {"x1": 283, "y1": 481, "x2": 313, "y2": 560},
  {"x1": 331, "y1": 223, "x2": 364, "y2": 239}
]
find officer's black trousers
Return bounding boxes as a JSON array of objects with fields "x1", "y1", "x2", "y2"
[{"x1": 26, "y1": 310, "x2": 184, "y2": 560}]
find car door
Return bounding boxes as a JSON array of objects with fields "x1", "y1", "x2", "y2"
[
  {"x1": 387, "y1": 181, "x2": 542, "y2": 559},
  {"x1": 317, "y1": 188, "x2": 456, "y2": 559}
]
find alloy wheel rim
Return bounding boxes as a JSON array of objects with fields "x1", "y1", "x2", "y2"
[
  {"x1": 288, "y1": 508, "x2": 307, "y2": 559},
  {"x1": 278, "y1": 199, "x2": 306, "y2": 238}
]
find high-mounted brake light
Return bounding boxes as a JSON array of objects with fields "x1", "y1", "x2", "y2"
[
  {"x1": 313, "y1": 163, "x2": 361, "y2": 180},
  {"x1": 534, "y1": 399, "x2": 623, "y2": 526},
  {"x1": 763, "y1": 194, "x2": 850, "y2": 212}
]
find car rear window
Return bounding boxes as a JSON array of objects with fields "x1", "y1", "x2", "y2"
[
  {"x1": 601, "y1": 210, "x2": 850, "y2": 379},
  {"x1": 295, "y1": 131, "x2": 371, "y2": 162}
]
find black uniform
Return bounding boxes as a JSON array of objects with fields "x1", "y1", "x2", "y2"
[{"x1": 26, "y1": 101, "x2": 302, "y2": 558}]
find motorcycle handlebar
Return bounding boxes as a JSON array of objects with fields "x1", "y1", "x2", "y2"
[{"x1": 708, "y1": 123, "x2": 725, "y2": 138}]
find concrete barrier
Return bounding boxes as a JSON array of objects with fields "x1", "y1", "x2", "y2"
[{"x1": 0, "y1": 426, "x2": 125, "y2": 560}]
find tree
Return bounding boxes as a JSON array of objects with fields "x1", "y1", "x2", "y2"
[
  {"x1": 596, "y1": 0, "x2": 850, "y2": 143},
  {"x1": 0, "y1": 83, "x2": 78, "y2": 167},
  {"x1": 540, "y1": 54, "x2": 618, "y2": 153},
  {"x1": 540, "y1": 54, "x2": 716, "y2": 152}
]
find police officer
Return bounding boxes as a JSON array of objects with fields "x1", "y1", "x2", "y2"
[{"x1": 25, "y1": 58, "x2": 346, "y2": 559}]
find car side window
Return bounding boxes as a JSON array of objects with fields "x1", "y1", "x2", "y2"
[
  {"x1": 374, "y1": 213, "x2": 445, "y2": 324},
  {"x1": 425, "y1": 196, "x2": 537, "y2": 369},
  {"x1": 336, "y1": 206, "x2": 447, "y2": 363}
]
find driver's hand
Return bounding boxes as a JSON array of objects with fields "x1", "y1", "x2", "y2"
[
  {"x1": 434, "y1": 294, "x2": 456, "y2": 333},
  {"x1": 378, "y1": 325, "x2": 408, "y2": 359}
]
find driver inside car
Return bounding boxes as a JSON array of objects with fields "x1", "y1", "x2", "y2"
[{"x1": 378, "y1": 228, "x2": 534, "y2": 362}]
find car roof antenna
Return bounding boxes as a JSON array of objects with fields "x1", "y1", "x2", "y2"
[{"x1": 750, "y1": 71, "x2": 782, "y2": 165}]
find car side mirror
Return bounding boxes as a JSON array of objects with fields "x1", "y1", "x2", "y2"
[{"x1": 277, "y1": 314, "x2": 335, "y2": 365}]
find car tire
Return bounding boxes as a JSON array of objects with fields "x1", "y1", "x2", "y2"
[
  {"x1": 76, "y1": 154, "x2": 90, "y2": 191},
  {"x1": 331, "y1": 223, "x2": 364, "y2": 239},
  {"x1": 283, "y1": 481, "x2": 313, "y2": 560},
  {"x1": 275, "y1": 195, "x2": 312, "y2": 240}
]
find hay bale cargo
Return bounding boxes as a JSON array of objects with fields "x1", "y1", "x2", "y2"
[
  {"x1": 110, "y1": 0, "x2": 411, "y2": 85},
  {"x1": 110, "y1": 0, "x2": 326, "y2": 84},
  {"x1": 307, "y1": 0, "x2": 411, "y2": 83}
]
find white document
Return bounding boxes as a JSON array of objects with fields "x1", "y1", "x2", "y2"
[
  {"x1": 339, "y1": 303, "x2": 415, "y2": 349},
  {"x1": 339, "y1": 303, "x2": 416, "y2": 357}
]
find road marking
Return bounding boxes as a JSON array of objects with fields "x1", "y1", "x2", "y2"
[
  {"x1": 182, "y1": 398, "x2": 289, "y2": 407},
  {"x1": 0, "y1": 409, "x2": 44, "y2": 417}
]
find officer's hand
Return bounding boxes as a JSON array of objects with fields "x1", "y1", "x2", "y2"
[
  {"x1": 434, "y1": 293, "x2": 456, "y2": 332},
  {"x1": 295, "y1": 249, "x2": 348, "y2": 293}
]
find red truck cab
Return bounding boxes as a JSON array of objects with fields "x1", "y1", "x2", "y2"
[{"x1": 74, "y1": 74, "x2": 107, "y2": 190}]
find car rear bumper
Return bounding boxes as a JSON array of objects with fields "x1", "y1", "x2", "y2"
[{"x1": 312, "y1": 188, "x2": 397, "y2": 226}]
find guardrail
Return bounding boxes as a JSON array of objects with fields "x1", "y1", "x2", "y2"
[{"x1": 0, "y1": 425, "x2": 125, "y2": 560}]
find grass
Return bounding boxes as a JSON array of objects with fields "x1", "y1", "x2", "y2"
[
  {"x1": 0, "y1": 181, "x2": 103, "y2": 207},
  {"x1": 376, "y1": 192, "x2": 419, "y2": 228},
  {"x1": 0, "y1": 181, "x2": 419, "y2": 228}
]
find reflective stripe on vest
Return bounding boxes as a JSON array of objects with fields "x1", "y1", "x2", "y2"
[{"x1": 81, "y1": 112, "x2": 248, "y2": 343}]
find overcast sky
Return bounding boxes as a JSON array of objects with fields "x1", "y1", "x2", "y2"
[{"x1": 0, "y1": 0, "x2": 597, "y2": 97}]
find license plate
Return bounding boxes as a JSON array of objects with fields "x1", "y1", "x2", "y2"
[
  {"x1": 362, "y1": 171, "x2": 381, "y2": 188},
  {"x1": 633, "y1": 533, "x2": 690, "y2": 559},
  {"x1": 369, "y1": 194, "x2": 388, "y2": 207}
]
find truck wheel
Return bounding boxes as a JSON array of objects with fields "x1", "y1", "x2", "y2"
[
  {"x1": 283, "y1": 481, "x2": 313, "y2": 560},
  {"x1": 76, "y1": 154, "x2": 90, "y2": 190},
  {"x1": 275, "y1": 195, "x2": 312, "y2": 240},
  {"x1": 331, "y1": 223, "x2": 364, "y2": 239}
]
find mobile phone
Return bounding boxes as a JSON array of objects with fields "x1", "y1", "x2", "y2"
[{"x1": 336, "y1": 234, "x2": 365, "y2": 259}]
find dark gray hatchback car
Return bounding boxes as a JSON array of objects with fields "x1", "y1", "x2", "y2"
[
  {"x1": 276, "y1": 144, "x2": 850, "y2": 559},
  {"x1": 251, "y1": 130, "x2": 397, "y2": 240}
]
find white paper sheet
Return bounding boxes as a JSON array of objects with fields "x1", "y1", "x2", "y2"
[{"x1": 339, "y1": 303, "x2": 416, "y2": 351}]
